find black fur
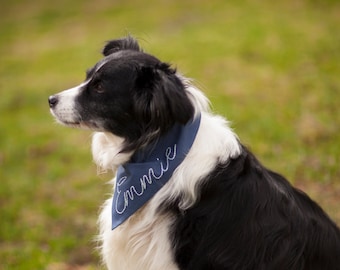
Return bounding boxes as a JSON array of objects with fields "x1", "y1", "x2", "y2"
[
  {"x1": 169, "y1": 147, "x2": 340, "y2": 270},
  {"x1": 76, "y1": 39, "x2": 194, "y2": 152},
  {"x1": 102, "y1": 35, "x2": 141, "y2": 56}
]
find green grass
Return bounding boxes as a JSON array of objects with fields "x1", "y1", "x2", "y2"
[{"x1": 1, "y1": 0, "x2": 340, "y2": 268}]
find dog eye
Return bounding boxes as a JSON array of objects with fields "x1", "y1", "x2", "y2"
[{"x1": 94, "y1": 83, "x2": 105, "y2": 94}]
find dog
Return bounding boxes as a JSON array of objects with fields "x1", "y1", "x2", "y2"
[{"x1": 49, "y1": 36, "x2": 340, "y2": 270}]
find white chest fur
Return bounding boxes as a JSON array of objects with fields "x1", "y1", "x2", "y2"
[{"x1": 98, "y1": 197, "x2": 178, "y2": 270}]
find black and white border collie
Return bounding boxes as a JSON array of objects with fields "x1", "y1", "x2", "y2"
[{"x1": 49, "y1": 36, "x2": 340, "y2": 270}]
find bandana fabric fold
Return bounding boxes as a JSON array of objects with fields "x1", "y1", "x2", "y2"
[{"x1": 111, "y1": 115, "x2": 201, "y2": 230}]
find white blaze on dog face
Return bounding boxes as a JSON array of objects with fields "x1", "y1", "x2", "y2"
[
  {"x1": 49, "y1": 58, "x2": 111, "y2": 129},
  {"x1": 49, "y1": 81, "x2": 88, "y2": 127}
]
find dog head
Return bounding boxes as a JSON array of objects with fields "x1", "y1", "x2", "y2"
[{"x1": 49, "y1": 36, "x2": 195, "y2": 152}]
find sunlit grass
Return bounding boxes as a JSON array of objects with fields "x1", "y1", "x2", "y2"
[{"x1": 1, "y1": 0, "x2": 339, "y2": 268}]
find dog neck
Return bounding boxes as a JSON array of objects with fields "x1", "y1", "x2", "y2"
[{"x1": 111, "y1": 115, "x2": 201, "y2": 229}]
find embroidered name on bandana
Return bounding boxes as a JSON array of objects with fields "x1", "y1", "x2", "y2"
[{"x1": 111, "y1": 115, "x2": 201, "y2": 230}]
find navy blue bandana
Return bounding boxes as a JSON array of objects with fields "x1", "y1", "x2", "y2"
[{"x1": 111, "y1": 115, "x2": 201, "y2": 230}]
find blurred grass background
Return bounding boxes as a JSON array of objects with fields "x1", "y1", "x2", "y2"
[{"x1": 1, "y1": 0, "x2": 339, "y2": 269}]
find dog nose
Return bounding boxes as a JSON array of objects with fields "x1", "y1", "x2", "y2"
[{"x1": 48, "y1": 95, "x2": 58, "y2": 108}]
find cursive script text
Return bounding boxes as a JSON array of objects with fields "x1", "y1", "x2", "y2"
[{"x1": 115, "y1": 144, "x2": 177, "y2": 214}]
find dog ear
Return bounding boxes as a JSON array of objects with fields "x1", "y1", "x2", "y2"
[
  {"x1": 134, "y1": 64, "x2": 195, "y2": 132},
  {"x1": 102, "y1": 36, "x2": 141, "y2": 56}
]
